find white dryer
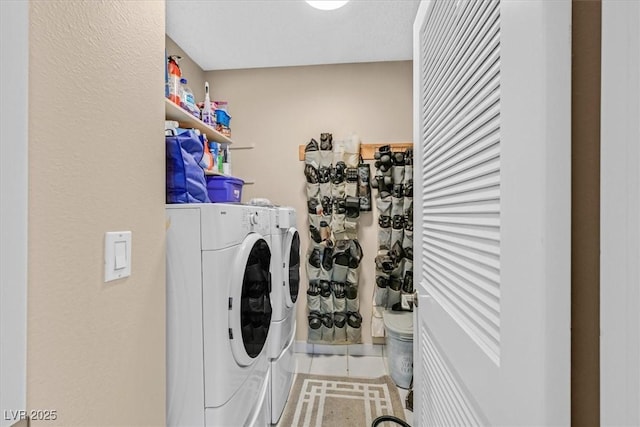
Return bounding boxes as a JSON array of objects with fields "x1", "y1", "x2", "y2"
[
  {"x1": 166, "y1": 203, "x2": 273, "y2": 427},
  {"x1": 267, "y1": 206, "x2": 300, "y2": 425}
]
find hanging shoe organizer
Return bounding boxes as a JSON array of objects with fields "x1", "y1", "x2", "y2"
[
  {"x1": 371, "y1": 146, "x2": 414, "y2": 338},
  {"x1": 304, "y1": 133, "x2": 369, "y2": 344}
]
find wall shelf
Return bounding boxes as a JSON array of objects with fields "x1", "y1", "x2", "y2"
[
  {"x1": 298, "y1": 142, "x2": 413, "y2": 161},
  {"x1": 165, "y1": 99, "x2": 233, "y2": 145}
]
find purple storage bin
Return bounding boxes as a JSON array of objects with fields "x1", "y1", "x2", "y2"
[{"x1": 206, "y1": 175, "x2": 244, "y2": 203}]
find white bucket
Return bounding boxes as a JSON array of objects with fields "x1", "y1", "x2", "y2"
[{"x1": 383, "y1": 310, "x2": 413, "y2": 389}]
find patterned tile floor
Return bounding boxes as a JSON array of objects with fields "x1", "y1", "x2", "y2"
[{"x1": 285, "y1": 353, "x2": 413, "y2": 426}]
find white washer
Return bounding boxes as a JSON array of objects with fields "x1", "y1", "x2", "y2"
[
  {"x1": 267, "y1": 206, "x2": 300, "y2": 425},
  {"x1": 166, "y1": 203, "x2": 273, "y2": 427}
]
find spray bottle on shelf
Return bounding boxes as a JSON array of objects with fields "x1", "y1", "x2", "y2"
[
  {"x1": 167, "y1": 55, "x2": 182, "y2": 105},
  {"x1": 201, "y1": 81, "x2": 214, "y2": 126}
]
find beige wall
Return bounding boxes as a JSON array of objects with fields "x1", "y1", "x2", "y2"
[
  {"x1": 206, "y1": 61, "x2": 413, "y2": 344},
  {"x1": 28, "y1": 2, "x2": 166, "y2": 425},
  {"x1": 166, "y1": 35, "x2": 206, "y2": 105}
]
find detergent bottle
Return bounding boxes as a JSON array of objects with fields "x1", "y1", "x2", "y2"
[
  {"x1": 167, "y1": 55, "x2": 182, "y2": 105},
  {"x1": 201, "y1": 81, "x2": 214, "y2": 126}
]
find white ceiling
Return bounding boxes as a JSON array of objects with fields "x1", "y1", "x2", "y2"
[{"x1": 166, "y1": 0, "x2": 420, "y2": 71}]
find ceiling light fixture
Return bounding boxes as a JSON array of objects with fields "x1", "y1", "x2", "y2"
[{"x1": 305, "y1": 0, "x2": 349, "y2": 11}]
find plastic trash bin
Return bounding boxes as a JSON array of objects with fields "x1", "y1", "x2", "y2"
[{"x1": 383, "y1": 310, "x2": 413, "y2": 389}]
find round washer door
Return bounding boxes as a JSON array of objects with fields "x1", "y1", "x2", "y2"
[
  {"x1": 283, "y1": 228, "x2": 300, "y2": 308},
  {"x1": 229, "y1": 233, "x2": 272, "y2": 367}
]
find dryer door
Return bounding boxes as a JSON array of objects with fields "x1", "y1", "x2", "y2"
[
  {"x1": 282, "y1": 228, "x2": 300, "y2": 309},
  {"x1": 229, "y1": 233, "x2": 272, "y2": 367}
]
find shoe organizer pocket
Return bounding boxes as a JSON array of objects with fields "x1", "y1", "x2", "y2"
[
  {"x1": 378, "y1": 226, "x2": 391, "y2": 250},
  {"x1": 307, "y1": 247, "x2": 322, "y2": 280},
  {"x1": 376, "y1": 196, "x2": 392, "y2": 217},
  {"x1": 347, "y1": 267, "x2": 359, "y2": 284},
  {"x1": 319, "y1": 182, "x2": 331, "y2": 199},
  {"x1": 346, "y1": 295, "x2": 359, "y2": 312},
  {"x1": 403, "y1": 197, "x2": 413, "y2": 214},
  {"x1": 332, "y1": 181, "x2": 346, "y2": 199},
  {"x1": 331, "y1": 263, "x2": 348, "y2": 283},
  {"x1": 403, "y1": 229, "x2": 413, "y2": 257},
  {"x1": 305, "y1": 150, "x2": 321, "y2": 169},
  {"x1": 392, "y1": 165, "x2": 405, "y2": 184},
  {"x1": 333, "y1": 293, "x2": 346, "y2": 313},
  {"x1": 308, "y1": 312, "x2": 323, "y2": 342},
  {"x1": 320, "y1": 314, "x2": 334, "y2": 342},
  {"x1": 306, "y1": 183, "x2": 320, "y2": 200},
  {"x1": 331, "y1": 213, "x2": 346, "y2": 240},
  {"x1": 391, "y1": 228, "x2": 404, "y2": 249},
  {"x1": 374, "y1": 273, "x2": 389, "y2": 306},
  {"x1": 320, "y1": 294, "x2": 334, "y2": 313},
  {"x1": 333, "y1": 312, "x2": 348, "y2": 342},
  {"x1": 392, "y1": 196, "x2": 404, "y2": 217},
  {"x1": 387, "y1": 288, "x2": 401, "y2": 310},
  {"x1": 346, "y1": 313, "x2": 362, "y2": 343},
  {"x1": 320, "y1": 150, "x2": 333, "y2": 168},
  {"x1": 345, "y1": 219, "x2": 358, "y2": 240},
  {"x1": 307, "y1": 282, "x2": 321, "y2": 311}
]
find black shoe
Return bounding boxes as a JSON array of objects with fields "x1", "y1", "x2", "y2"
[
  {"x1": 392, "y1": 184, "x2": 404, "y2": 199},
  {"x1": 404, "y1": 149, "x2": 413, "y2": 166},
  {"x1": 392, "y1": 215, "x2": 405, "y2": 230},
  {"x1": 309, "y1": 224, "x2": 322, "y2": 244},
  {"x1": 392, "y1": 151, "x2": 405, "y2": 166},
  {"x1": 331, "y1": 161, "x2": 346, "y2": 184},
  {"x1": 322, "y1": 312, "x2": 334, "y2": 328},
  {"x1": 345, "y1": 196, "x2": 360, "y2": 219},
  {"x1": 309, "y1": 248, "x2": 322, "y2": 268},
  {"x1": 305, "y1": 138, "x2": 319, "y2": 152},
  {"x1": 402, "y1": 271, "x2": 414, "y2": 293},
  {"x1": 321, "y1": 196, "x2": 333, "y2": 216},
  {"x1": 319, "y1": 280, "x2": 331, "y2": 298},
  {"x1": 320, "y1": 133, "x2": 333, "y2": 151},
  {"x1": 318, "y1": 166, "x2": 331, "y2": 183},
  {"x1": 378, "y1": 215, "x2": 392, "y2": 228},
  {"x1": 404, "y1": 179, "x2": 413, "y2": 198},
  {"x1": 304, "y1": 164, "x2": 319, "y2": 184},
  {"x1": 333, "y1": 312, "x2": 347, "y2": 328},
  {"x1": 308, "y1": 311, "x2": 322, "y2": 329},
  {"x1": 347, "y1": 312, "x2": 362, "y2": 328},
  {"x1": 308, "y1": 198, "x2": 320, "y2": 214},
  {"x1": 322, "y1": 246, "x2": 334, "y2": 271},
  {"x1": 347, "y1": 240, "x2": 363, "y2": 268},
  {"x1": 376, "y1": 274, "x2": 389, "y2": 288}
]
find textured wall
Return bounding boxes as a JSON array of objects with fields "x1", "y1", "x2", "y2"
[
  {"x1": 206, "y1": 61, "x2": 413, "y2": 345},
  {"x1": 28, "y1": 1, "x2": 166, "y2": 425}
]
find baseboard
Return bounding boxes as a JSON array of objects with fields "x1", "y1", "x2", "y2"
[{"x1": 294, "y1": 341, "x2": 384, "y2": 357}]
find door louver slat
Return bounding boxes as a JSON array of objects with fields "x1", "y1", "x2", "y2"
[{"x1": 419, "y1": 0, "x2": 502, "y2": 363}]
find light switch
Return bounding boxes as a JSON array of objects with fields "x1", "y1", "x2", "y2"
[
  {"x1": 114, "y1": 241, "x2": 127, "y2": 270},
  {"x1": 105, "y1": 231, "x2": 132, "y2": 282}
]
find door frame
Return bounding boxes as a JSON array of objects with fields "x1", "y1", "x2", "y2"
[
  {"x1": 0, "y1": 1, "x2": 28, "y2": 425},
  {"x1": 600, "y1": 1, "x2": 640, "y2": 425}
]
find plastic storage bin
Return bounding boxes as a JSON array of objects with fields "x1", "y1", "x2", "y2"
[
  {"x1": 215, "y1": 110, "x2": 231, "y2": 127},
  {"x1": 205, "y1": 175, "x2": 244, "y2": 203},
  {"x1": 383, "y1": 310, "x2": 413, "y2": 389}
]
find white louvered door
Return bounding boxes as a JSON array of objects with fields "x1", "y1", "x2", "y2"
[{"x1": 412, "y1": 1, "x2": 571, "y2": 425}]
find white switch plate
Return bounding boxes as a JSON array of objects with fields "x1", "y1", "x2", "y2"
[{"x1": 104, "y1": 231, "x2": 131, "y2": 282}]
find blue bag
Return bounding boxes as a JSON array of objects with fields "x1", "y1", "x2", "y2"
[{"x1": 166, "y1": 129, "x2": 211, "y2": 203}]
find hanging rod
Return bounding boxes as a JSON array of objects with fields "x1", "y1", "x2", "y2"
[{"x1": 298, "y1": 142, "x2": 413, "y2": 161}]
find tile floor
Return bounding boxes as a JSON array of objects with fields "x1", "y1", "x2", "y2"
[{"x1": 290, "y1": 352, "x2": 414, "y2": 425}]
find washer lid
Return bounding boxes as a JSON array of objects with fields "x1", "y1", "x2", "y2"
[{"x1": 382, "y1": 310, "x2": 413, "y2": 336}]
